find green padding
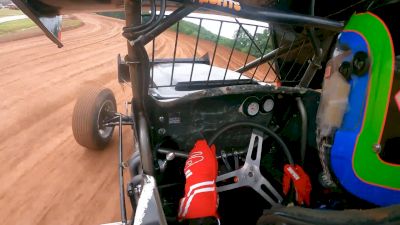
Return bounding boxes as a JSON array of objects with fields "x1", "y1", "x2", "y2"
[{"x1": 349, "y1": 13, "x2": 400, "y2": 189}]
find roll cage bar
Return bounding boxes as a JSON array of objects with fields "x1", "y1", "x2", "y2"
[{"x1": 123, "y1": 0, "x2": 343, "y2": 176}]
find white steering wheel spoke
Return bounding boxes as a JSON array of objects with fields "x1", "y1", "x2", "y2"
[
  {"x1": 254, "y1": 176, "x2": 283, "y2": 206},
  {"x1": 216, "y1": 169, "x2": 246, "y2": 192},
  {"x1": 245, "y1": 129, "x2": 264, "y2": 167},
  {"x1": 216, "y1": 128, "x2": 283, "y2": 206}
]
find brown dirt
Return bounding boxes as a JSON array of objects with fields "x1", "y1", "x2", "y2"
[{"x1": 0, "y1": 13, "x2": 274, "y2": 225}]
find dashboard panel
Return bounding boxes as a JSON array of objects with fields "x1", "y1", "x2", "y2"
[{"x1": 147, "y1": 84, "x2": 319, "y2": 153}]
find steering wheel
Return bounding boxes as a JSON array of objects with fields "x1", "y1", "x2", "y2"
[{"x1": 209, "y1": 122, "x2": 294, "y2": 207}]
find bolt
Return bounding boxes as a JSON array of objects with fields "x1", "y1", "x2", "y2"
[
  {"x1": 121, "y1": 162, "x2": 128, "y2": 169},
  {"x1": 353, "y1": 51, "x2": 369, "y2": 76},
  {"x1": 159, "y1": 116, "x2": 165, "y2": 123},
  {"x1": 339, "y1": 61, "x2": 352, "y2": 80},
  {"x1": 373, "y1": 144, "x2": 382, "y2": 154},
  {"x1": 166, "y1": 152, "x2": 176, "y2": 161},
  {"x1": 158, "y1": 128, "x2": 166, "y2": 135},
  {"x1": 248, "y1": 172, "x2": 254, "y2": 177}
]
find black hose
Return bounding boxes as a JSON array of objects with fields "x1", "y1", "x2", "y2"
[
  {"x1": 136, "y1": 5, "x2": 198, "y2": 45},
  {"x1": 128, "y1": 151, "x2": 141, "y2": 177},
  {"x1": 126, "y1": 0, "x2": 167, "y2": 36},
  {"x1": 307, "y1": 0, "x2": 322, "y2": 57},
  {"x1": 123, "y1": 0, "x2": 157, "y2": 32},
  {"x1": 296, "y1": 97, "x2": 308, "y2": 166},
  {"x1": 208, "y1": 122, "x2": 294, "y2": 165},
  {"x1": 124, "y1": 0, "x2": 157, "y2": 32}
]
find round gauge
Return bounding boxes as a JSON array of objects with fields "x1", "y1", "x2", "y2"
[
  {"x1": 261, "y1": 97, "x2": 274, "y2": 113},
  {"x1": 240, "y1": 97, "x2": 260, "y2": 117},
  {"x1": 247, "y1": 102, "x2": 260, "y2": 116}
]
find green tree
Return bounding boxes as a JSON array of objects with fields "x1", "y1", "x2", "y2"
[
  {"x1": 234, "y1": 28, "x2": 272, "y2": 58},
  {"x1": 234, "y1": 27, "x2": 251, "y2": 52},
  {"x1": 251, "y1": 29, "x2": 273, "y2": 57}
]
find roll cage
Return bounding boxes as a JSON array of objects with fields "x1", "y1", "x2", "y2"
[{"x1": 121, "y1": 0, "x2": 342, "y2": 176}]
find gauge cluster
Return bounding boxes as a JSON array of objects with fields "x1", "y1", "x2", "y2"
[
  {"x1": 240, "y1": 96, "x2": 275, "y2": 117},
  {"x1": 146, "y1": 85, "x2": 320, "y2": 152}
]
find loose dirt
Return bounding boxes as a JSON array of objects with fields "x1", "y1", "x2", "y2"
[{"x1": 0, "y1": 13, "x2": 273, "y2": 225}]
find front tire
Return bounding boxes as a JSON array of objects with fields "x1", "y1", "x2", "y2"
[{"x1": 72, "y1": 86, "x2": 117, "y2": 150}]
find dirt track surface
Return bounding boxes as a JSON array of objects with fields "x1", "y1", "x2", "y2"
[
  {"x1": 0, "y1": 14, "x2": 131, "y2": 225},
  {"x1": 0, "y1": 13, "x2": 272, "y2": 225}
]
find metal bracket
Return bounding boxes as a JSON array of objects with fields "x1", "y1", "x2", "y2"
[{"x1": 221, "y1": 150, "x2": 233, "y2": 172}]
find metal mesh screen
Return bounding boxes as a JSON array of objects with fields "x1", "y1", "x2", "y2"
[{"x1": 144, "y1": 13, "x2": 313, "y2": 89}]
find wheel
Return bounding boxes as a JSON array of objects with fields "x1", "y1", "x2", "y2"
[
  {"x1": 72, "y1": 86, "x2": 117, "y2": 150},
  {"x1": 209, "y1": 122, "x2": 294, "y2": 207}
]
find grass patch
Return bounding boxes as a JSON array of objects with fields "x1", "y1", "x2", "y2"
[
  {"x1": 171, "y1": 20, "x2": 235, "y2": 47},
  {"x1": 0, "y1": 18, "x2": 35, "y2": 34},
  {"x1": 63, "y1": 18, "x2": 83, "y2": 29},
  {"x1": 0, "y1": 9, "x2": 24, "y2": 18},
  {"x1": 96, "y1": 12, "x2": 273, "y2": 57},
  {"x1": 171, "y1": 20, "x2": 272, "y2": 58},
  {"x1": 0, "y1": 17, "x2": 82, "y2": 36}
]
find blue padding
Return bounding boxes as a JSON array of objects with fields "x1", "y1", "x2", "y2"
[
  {"x1": 330, "y1": 31, "x2": 400, "y2": 206},
  {"x1": 332, "y1": 131, "x2": 400, "y2": 206}
]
